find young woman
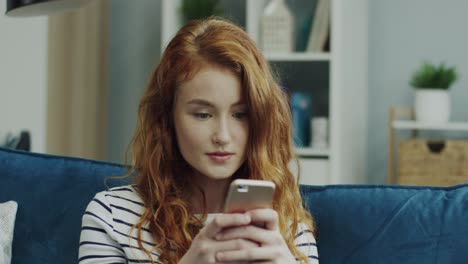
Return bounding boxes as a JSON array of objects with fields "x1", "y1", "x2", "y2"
[{"x1": 79, "y1": 17, "x2": 319, "y2": 264}]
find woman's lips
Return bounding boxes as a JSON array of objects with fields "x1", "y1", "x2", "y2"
[{"x1": 207, "y1": 153, "x2": 233, "y2": 163}]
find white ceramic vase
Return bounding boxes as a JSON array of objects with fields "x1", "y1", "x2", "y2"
[
  {"x1": 261, "y1": 0, "x2": 294, "y2": 52},
  {"x1": 414, "y1": 89, "x2": 450, "y2": 123}
]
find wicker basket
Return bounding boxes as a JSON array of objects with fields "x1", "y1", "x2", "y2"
[{"x1": 397, "y1": 139, "x2": 468, "y2": 186}]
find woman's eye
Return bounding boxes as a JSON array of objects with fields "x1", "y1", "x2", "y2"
[
  {"x1": 193, "y1": 113, "x2": 211, "y2": 119},
  {"x1": 233, "y1": 112, "x2": 248, "y2": 119}
]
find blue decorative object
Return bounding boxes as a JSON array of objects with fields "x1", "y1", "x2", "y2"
[{"x1": 291, "y1": 92, "x2": 312, "y2": 147}]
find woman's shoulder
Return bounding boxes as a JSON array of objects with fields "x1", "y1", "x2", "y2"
[
  {"x1": 105, "y1": 184, "x2": 140, "y2": 196},
  {"x1": 90, "y1": 184, "x2": 146, "y2": 213},
  {"x1": 87, "y1": 184, "x2": 147, "y2": 224},
  {"x1": 81, "y1": 185, "x2": 156, "y2": 260},
  {"x1": 96, "y1": 184, "x2": 145, "y2": 206}
]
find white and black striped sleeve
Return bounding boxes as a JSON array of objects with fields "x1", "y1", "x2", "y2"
[
  {"x1": 294, "y1": 223, "x2": 319, "y2": 263},
  {"x1": 79, "y1": 191, "x2": 127, "y2": 264}
]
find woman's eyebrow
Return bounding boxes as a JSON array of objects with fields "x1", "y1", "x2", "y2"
[
  {"x1": 186, "y1": 99, "x2": 213, "y2": 107},
  {"x1": 186, "y1": 99, "x2": 246, "y2": 107},
  {"x1": 232, "y1": 101, "x2": 247, "y2": 107}
]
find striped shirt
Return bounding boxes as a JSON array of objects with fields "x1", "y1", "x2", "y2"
[{"x1": 79, "y1": 185, "x2": 319, "y2": 263}]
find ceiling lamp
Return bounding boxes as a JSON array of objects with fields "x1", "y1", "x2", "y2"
[{"x1": 6, "y1": 0, "x2": 91, "y2": 17}]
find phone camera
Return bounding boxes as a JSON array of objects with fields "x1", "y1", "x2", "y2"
[{"x1": 237, "y1": 184, "x2": 249, "y2": 192}]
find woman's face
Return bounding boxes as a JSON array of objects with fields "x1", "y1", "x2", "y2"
[{"x1": 173, "y1": 65, "x2": 249, "y2": 181}]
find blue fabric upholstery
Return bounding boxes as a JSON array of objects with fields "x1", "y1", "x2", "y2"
[
  {"x1": 0, "y1": 147, "x2": 467, "y2": 263},
  {"x1": 0, "y1": 147, "x2": 128, "y2": 264},
  {"x1": 301, "y1": 184, "x2": 468, "y2": 263}
]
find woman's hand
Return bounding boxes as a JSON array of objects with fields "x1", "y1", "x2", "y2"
[
  {"x1": 179, "y1": 213, "x2": 259, "y2": 264},
  {"x1": 214, "y1": 208, "x2": 296, "y2": 263}
]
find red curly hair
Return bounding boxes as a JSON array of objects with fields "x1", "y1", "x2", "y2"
[{"x1": 129, "y1": 17, "x2": 315, "y2": 263}]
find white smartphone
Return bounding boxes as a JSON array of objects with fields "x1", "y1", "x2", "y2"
[{"x1": 223, "y1": 179, "x2": 276, "y2": 213}]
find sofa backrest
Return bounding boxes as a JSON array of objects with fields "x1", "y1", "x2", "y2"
[
  {"x1": 302, "y1": 183, "x2": 468, "y2": 263},
  {"x1": 0, "y1": 147, "x2": 128, "y2": 264},
  {"x1": 1, "y1": 147, "x2": 467, "y2": 263}
]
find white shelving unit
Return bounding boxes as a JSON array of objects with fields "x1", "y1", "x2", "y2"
[
  {"x1": 264, "y1": 52, "x2": 331, "y2": 62},
  {"x1": 161, "y1": 0, "x2": 368, "y2": 185},
  {"x1": 393, "y1": 120, "x2": 468, "y2": 131},
  {"x1": 295, "y1": 147, "x2": 329, "y2": 157}
]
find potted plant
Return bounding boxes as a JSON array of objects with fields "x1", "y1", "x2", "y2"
[
  {"x1": 180, "y1": 0, "x2": 223, "y2": 23},
  {"x1": 410, "y1": 62, "x2": 458, "y2": 123}
]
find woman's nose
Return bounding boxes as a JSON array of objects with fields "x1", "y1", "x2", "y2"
[{"x1": 211, "y1": 118, "x2": 231, "y2": 145}]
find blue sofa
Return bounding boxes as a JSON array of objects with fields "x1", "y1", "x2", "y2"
[{"x1": 1, "y1": 147, "x2": 467, "y2": 263}]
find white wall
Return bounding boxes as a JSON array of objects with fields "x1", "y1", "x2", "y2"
[
  {"x1": 0, "y1": 0, "x2": 48, "y2": 152},
  {"x1": 368, "y1": 0, "x2": 468, "y2": 183},
  {"x1": 105, "y1": 0, "x2": 245, "y2": 163},
  {"x1": 106, "y1": 0, "x2": 161, "y2": 163}
]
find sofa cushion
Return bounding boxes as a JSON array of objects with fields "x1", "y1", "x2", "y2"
[
  {"x1": 301, "y1": 184, "x2": 468, "y2": 263},
  {"x1": 0, "y1": 201, "x2": 18, "y2": 264},
  {"x1": 0, "y1": 148, "x2": 129, "y2": 264},
  {"x1": 1, "y1": 147, "x2": 468, "y2": 264}
]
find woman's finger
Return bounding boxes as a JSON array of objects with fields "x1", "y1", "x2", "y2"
[
  {"x1": 215, "y1": 224, "x2": 281, "y2": 246},
  {"x1": 216, "y1": 246, "x2": 278, "y2": 262},
  {"x1": 201, "y1": 213, "x2": 251, "y2": 238},
  {"x1": 245, "y1": 208, "x2": 279, "y2": 231},
  {"x1": 212, "y1": 237, "x2": 260, "y2": 253}
]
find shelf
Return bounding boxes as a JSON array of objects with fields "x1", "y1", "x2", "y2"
[
  {"x1": 264, "y1": 52, "x2": 331, "y2": 62},
  {"x1": 393, "y1": 120, "x2": 468, "y2": 131},
  {"x1": 161, "y1": 0, "x2": 368, "y2": 184},
  {"x1": 295, "y1": 147, "x2": 329, "y2": 157}
]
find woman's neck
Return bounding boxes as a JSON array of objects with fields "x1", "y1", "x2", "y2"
[{"x1": 190, "y1": 175, "x2": 232, "y2": 214}]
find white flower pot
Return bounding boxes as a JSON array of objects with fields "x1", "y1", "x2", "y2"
[{"x1": 414, "y1": 89, "x2": 450, "y2": 123}]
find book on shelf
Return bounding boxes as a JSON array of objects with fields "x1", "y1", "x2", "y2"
[{"x1": 306, "y1": 0, "x2": 330, "y2": 52}]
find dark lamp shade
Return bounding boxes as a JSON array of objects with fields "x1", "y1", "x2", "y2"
[{"x1": 6, "y1": 0, "x2": 90, "y2": 17}]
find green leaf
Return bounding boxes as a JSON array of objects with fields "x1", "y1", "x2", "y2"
[
  {"x1": 181, "y1": 0, "x2": 223, "y2": 22},
  {"x1": 409, "y1": 62, "x2": 458, "y2": 90}
]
